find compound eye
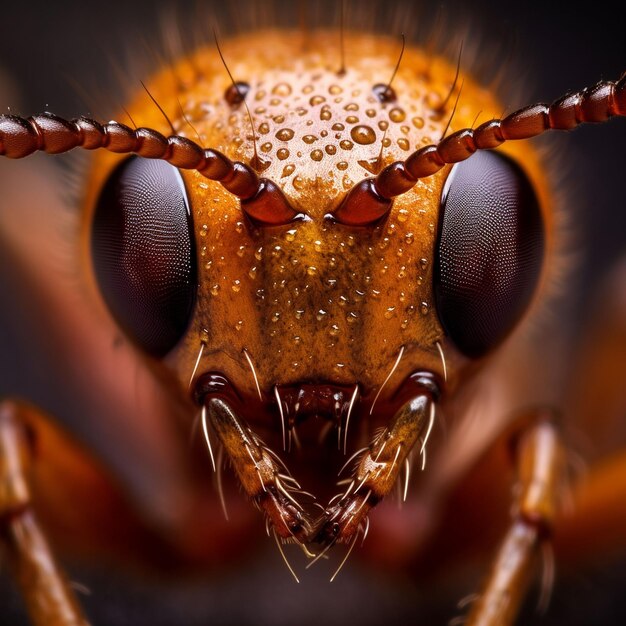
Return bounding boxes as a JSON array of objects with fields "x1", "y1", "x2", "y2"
[
  {"x1": 434, "y1": 151, "x2": 544, "y2": 358},
  {"x1": 91, "y1": 157, "x2": 197, "y2": 356}
]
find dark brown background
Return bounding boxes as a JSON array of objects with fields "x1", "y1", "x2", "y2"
[{"x1": 0, "y1": 1, "x2": 625, "y2": 624}]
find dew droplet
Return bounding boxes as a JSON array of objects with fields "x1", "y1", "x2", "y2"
[
  {"x1": 210, "y1": 284, "x2": 220, "y2": 296},
  {"x1": 316, "y1": 309, "x2": 327, "y2": 320},
  {"x1": 271, "y1": 311, "x2": 281, "y2": 322},
  {"x1": 420, "y1": 258, "x2": 429, "y2": 269},
  {"x1": 293, "y1": 176, "x2": 305, "y2": 190},
  {"x1": 378, "y1": 120, "x2": 389, "y2": 131},
  {"x1": 258, "y1": 122, "x2": 270, "y2": 134},
  {"x1": 420, "y1": 302, "x2": 430, "y2": 315},
  {"x1": 235, "y1": 320, "x2": 244, "y2": 331},
  {"x1": 303, "y1": 134, "x2": 318, "y2": 144},
  {"x1": 310, "y1": 149, "x2": 323, "y2": 161},
  {"x1": 336, "y1": 161, "x2": 349, "y2": 171},
  {"x1": 277, "y1": 148, "x2": 290, "y2": 160},
  {"x1": 307, "y1": 265, "x2": 318, "y2": 276},
  {"x1": 329, "y1": 324, "x2": 340, "y2": 337},
  {"x1": 346, "y1": 115, "x2": 359, "y2": 124},
  {"x1": 275, "y1": 128, "x2": 295, "y2": 141},
  {"x1": 272, "y1": 82, "x2": 291, "y2": 96},
  {"x1": 412, "y1": 116, "x2": 425, "y2": 129},
  {"x1": 281, "y1": 163, "x2": 295, "y2": 177},
  {"x1": 248, "y1": 266, "x2": 257, "y2": 279},
  {"x1": 331, "y1": 122, "x2": 345, "y2": 131},
  {"x1": 339, "y1": 139, "x2": 353, "y2": 150},
  {"x1": 384, "y1": 306, "x2": 396, "y2": 319},
  {"x1": 397, "y1": 138, "x2": 410, "y2": 151},
  {"x1": 325, "y1": 144, "x2": 337, "y2": 155},
  {"x1": 320, "y1": 109, "x2": 332, "y2": 121},
  {"x1": 350, "y1": 125, "x2": 376, "y2": 145},
  {"x1": 342, "y1": 174, "x2": 353, "y2": 189},
  {"x1": 260, "y1": 142, "x2": 272, "y2": 153},
  {"x1": 329, "y1": 84, "x2": 343, "y2": 95},
  {"x1": 389, "y1": 107, "x2": 406, "y2": 123},
  {"x1": 273, "y1": 114, "x2": 285, "y2": 124},
  {"x1": 285, "y1": 229, "x2": 297, "y2": 242},
  {"x1": 310, "y1": 95, "x2": 326, "y2": 106},
  {"x1": 346, "y1": 311, "x2": 358, "y2": 324}
]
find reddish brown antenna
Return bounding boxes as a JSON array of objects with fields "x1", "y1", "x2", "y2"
[
  {"x1": 0, "y1": 112, "x2": 298, "y2": 226},
  {"x1": 332, "y1": 75, "x2": 626, "y2": 225}
]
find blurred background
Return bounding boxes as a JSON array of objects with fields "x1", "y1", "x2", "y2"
[{"x1": 0, "y1": 0, "x2": 625, "y2": 624}]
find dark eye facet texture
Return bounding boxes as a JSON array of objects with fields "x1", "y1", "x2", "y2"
[
  {"x1": 435, "y1": 151, "x2": 545, "y2": 358},
  {"x1": 91, "y1": 157, "x2": 197, "y2": 356}
]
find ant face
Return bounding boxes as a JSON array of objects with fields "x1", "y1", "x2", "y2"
[{"x1": 0, "y1": 2, "x2": 625, "y2": 626}]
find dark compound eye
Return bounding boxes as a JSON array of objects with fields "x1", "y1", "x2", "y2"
[
  {"x1": 91, "y1": 157, "x2": 197, "y2": 357},
  {"x1": 434, "y1": 151, "x2": 544, "y2": 358}
]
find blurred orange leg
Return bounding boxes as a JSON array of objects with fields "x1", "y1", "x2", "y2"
[
  {"x1": 465, "y1": 417, "x2": 565, "y2": 626},
  {"x1": 0, "y1": 400, "x2": 89, "y2": 626}
]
